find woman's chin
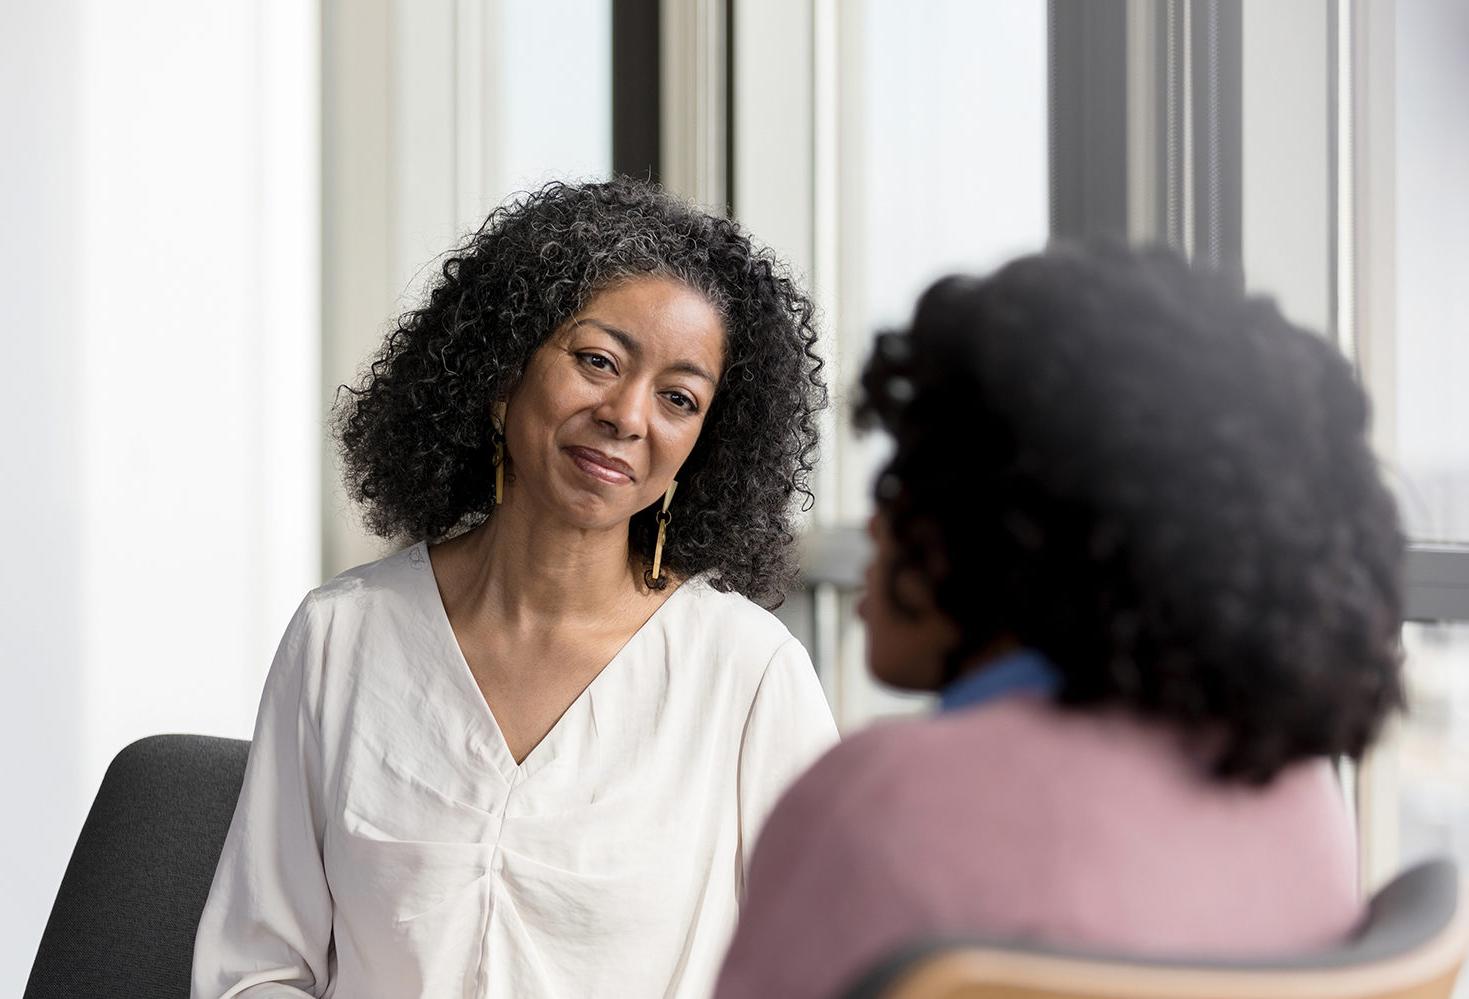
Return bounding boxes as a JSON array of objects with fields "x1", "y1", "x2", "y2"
[
  {"x1": 857, "y1": 658, "x2": 928, "y2": 690},
  {"x1": 543, "y1": 488, "x2": 640, "y2": 534},
  {"x1": 865, "y1": 653, "x2": 936, "y2": 693}
]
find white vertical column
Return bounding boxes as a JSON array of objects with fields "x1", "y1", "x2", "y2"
[
  {"x1": 812, "y1": 0, "x2": 842, "y2": 531},
  {"x1": 390, "y1": 0, "x2": 461, "y2": 302},
  {"x1": 259, "y1": 0, "x2": 324, "y2": 675},
  {"x1": 74, "y1": 0, "x2": 320, "y2": 757},
  {"x1": 321, "y1": 0, "x2": 396, "y2": 574},
  {"x1": 1351, "y1": 0, "x2": 1395, "y2": 463},
  {"x1": 1240, "y1": 0, "x2": 1332, "y2": 332},
  {"x1": 0, "y1": 0, "x2": 321, "y2": 990},
  {"x1": 0, "y1": 3, "x2": 85, "y2": 990},
  {"x1": 732, "y1": 0, "x2": 815, "y2": 279},
  {"x1": 661, "y1": 0, "x2": 727, "y2": 212}
]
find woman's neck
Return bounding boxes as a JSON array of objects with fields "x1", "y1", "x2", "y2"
[{"x1": 450, "y1": 490, "x2": 647, "y2": 629}]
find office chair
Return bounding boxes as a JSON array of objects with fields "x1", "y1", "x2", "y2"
[
  {"x1": 847, "y1": 858, "x2": 1468, "y2": 999},
  {"x1": 24, "y1": 734, "x2": 250, "y2": 999}
]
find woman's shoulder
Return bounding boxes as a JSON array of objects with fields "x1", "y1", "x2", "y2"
[
  {"x1": 669, "y1": 574, "x2": 806, "y2": 669},
  {"x1": 267, "y1": 544, "x2": 431, "y2": 664},
  {"x1": 764, "y1": 701, "x2": 1088, "y2": 827},
  {"x1": 304, "y1": 541, "x2": 426, "y2": 614},
  {"x1": 780, "y1": 699, "x2": 1350, "y2": 832}
]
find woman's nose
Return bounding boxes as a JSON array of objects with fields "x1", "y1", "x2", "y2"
[{"x1": 593, "y1": 382, "x2": 651, "y2": 440}]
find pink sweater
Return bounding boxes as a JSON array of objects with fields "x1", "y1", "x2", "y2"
[{"x1": 715, "y1": 696, "x2": 1361, "y2": 999}]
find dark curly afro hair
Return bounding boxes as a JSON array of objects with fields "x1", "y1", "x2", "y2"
[
  {"x1": 856, "y1": 242, "x2": 1404, "y2": 784},
  {"x1": 334, "y1": 178, "x2": 825, "y2": 608}
]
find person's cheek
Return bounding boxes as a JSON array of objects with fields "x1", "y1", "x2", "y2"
[{"x1": 862, "y1": 583, "x2": 903, "y2": 684}]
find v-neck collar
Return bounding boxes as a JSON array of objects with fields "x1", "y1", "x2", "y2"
[{"x1": 408, "y1": 540, "x2": 697, "y2": 782}]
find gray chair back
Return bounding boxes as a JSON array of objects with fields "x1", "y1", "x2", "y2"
[
  {"x1": 845, "y1": 858, "x2": 1467, "y2": 999},
  {"x1": 24, "y1": 734, "x2": 249, "y2": 999}
]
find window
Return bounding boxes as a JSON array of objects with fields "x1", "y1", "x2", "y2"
[
  {"x1": 734, "y1": 0, "x2": 1048, "y2": 726},
  {"x1": 1399, "y1": 623, "x2": 1469, "y2": 872},
  {"x1": 1385, "y1": 0, "x2": 1469, "y2": 545},
  {"x1": 729, "y1": 6, "x2": 1469, "y2": 913},
  {"x1": 1348, "y1": 6, "x2": 1469, "y2": 960}
]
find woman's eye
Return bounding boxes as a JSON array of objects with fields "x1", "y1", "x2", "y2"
[
  {"x1": 665, "y1": 391, "x2": 698, "y2": 412},
  {"x1": 577, "y1": 352, "x2": 615, "y2": 373}
]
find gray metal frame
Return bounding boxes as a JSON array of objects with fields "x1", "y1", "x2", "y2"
[
  {"x1": 1406, "y1": 547, "x2": 1469, "y2": 623},
  {"x1": 1047, "y1": 0, "x2": 1241, "y2": 281},
  {"x1": 799, "y1": 530, "x2": 1469, "y2": 625},
  {"x1": 1047, "y1": 0, "x2": 1130, "y2": 242},
  {"x1": 612, "y1": 0, "x2": 662, "y2": 182}
]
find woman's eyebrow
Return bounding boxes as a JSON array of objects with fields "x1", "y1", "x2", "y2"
[
  {"x1": 573, "y1": 318, "x2": 718, "y2": 385},
  {"x1": 574, "y1": 318, "x2": 639, "y2": 353}
]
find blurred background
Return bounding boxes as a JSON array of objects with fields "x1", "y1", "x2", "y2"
[{"x1": 2, "y1": 0, "x2": 1465, "y2": 992}]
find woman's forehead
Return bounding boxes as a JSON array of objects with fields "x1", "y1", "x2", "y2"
[{"x1": 569, "y1": 277, "x2": 726, "y2": 371}]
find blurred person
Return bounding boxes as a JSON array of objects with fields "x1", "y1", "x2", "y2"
[
  {"x1": 715, "y1": 243, "x2": 1404, "y2": 999},
  {"x1": 191, "y1": 179, "x2": 837, "y2": 999}
]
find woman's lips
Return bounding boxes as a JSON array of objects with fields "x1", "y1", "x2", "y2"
[{"x1": 565, "y1": 446, "x2": 634, "y2": 484}]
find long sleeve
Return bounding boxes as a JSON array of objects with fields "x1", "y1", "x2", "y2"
[
  {"x1": 733, "y1": 637, "x2": 838, "y2": 896},
  {"x1": 191, "y1": 594, "x2": 335, "y2": 999}
]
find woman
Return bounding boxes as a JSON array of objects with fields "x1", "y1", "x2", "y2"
[
  {"x1": 715, "y1": 244, "x2": 1404, "y2": 998},
  {"x1": 191, "y1": 179, "x2": 838, "y2": 998}
]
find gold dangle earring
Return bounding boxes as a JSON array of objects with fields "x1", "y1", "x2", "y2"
[
  {"x1": 647, "y1": 479, "x2": 678, "y2": 588},
  {"x1": 491, "y1": 401, "x2": 507, "y2": 505}
]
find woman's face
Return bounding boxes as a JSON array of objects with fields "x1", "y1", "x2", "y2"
[
  {"x1": 503, "y1": 275, "x2": 725, "y2": 532},
  {"x1": 857, "y1": 513, "x2": 961, "y2": 692}
]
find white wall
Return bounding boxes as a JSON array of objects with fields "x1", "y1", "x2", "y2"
[
  {"x1": 0, "y1": 2, "x2": 319, "y2": 991},
  {"x1": 1, "y1": 5, "x2": 85, "y2": 989}
]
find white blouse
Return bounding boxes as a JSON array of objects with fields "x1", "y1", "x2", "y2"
[{"x1": 191, "y1": 541, "x2": 837, "y2": 999}]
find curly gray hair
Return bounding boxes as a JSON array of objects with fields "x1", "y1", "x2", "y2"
[{"x1": 333, "y1": 178, "x2": 826, "y2": 608}]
